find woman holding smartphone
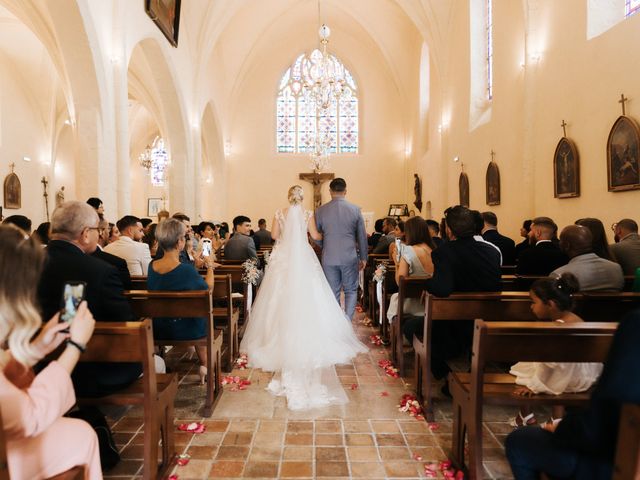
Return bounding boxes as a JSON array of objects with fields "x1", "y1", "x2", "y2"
[{"x1": 0, "y1": 224, "x2": 100, "y2": 479}]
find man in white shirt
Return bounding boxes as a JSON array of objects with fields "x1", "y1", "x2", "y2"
[{"x1": 104, "y1": 215, "x2": 152, "y2": 275}]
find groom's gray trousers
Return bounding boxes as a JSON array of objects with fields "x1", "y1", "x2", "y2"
[{"x1": 322, "y1": 260, "x2": 360, "y2": 321}]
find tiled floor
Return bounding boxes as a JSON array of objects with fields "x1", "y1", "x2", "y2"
[{"x1": 103, "y1": 312, "x2": 518, "y2": 479}]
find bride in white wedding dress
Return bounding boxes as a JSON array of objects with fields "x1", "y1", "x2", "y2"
[{"x1": 240, "y1": 185, "x2": 368, "y2": 410}]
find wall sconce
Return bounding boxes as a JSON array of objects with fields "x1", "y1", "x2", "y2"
[
  {"x1": 224, "y1": 142, "x2": 232, "y2": 157},
  {"x1": 22, "y1": 156, "x2": 31, "y2": 162}
]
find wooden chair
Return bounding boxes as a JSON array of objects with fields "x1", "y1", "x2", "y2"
[
  {"x1": 209, "y1": 265, "x2": 251, "y2": 328},
  {"x1": 125, "y1": 290, "x2": 223, "y2": 416},
  {"x1": 212, "y1": 274, "x2": 240, "y2": 369},
  {"x1": 449, "y1": 320, "x2": 617, "y2": 480},
  {"x1": 78, "y1": 320, "x2": 178, "y2": 480},
  {"x1": 613, "y1": 404, "x2": 640, "y2": 479},
  {"x1": 390, "y1": 275, "x2": 431, "y2": 376},
  {"x1": 413, "y1": 292, "x2": 534, "y2": 420},
  {"x1": 0, "y1": 407, "x2": 87, "y2": 480}
]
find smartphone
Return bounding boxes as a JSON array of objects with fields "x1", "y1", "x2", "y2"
[
  {"x1": 202, "y1": 239, "x2": 212, "y2": 257},
  {"x1": 60, "y1": 281, "x2": 86, "y2": 324}
]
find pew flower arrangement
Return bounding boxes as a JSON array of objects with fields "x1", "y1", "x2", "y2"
[
  {"x1": 263, "y1": 250, "x2": 270, "y2": 267},
  {"x1": 241, "y1": 259, "x2": 261, "y2": 286},
  {"x1": 372, "y1": 263, "x2": 387, "y2": 283},
  {"x1": 235, "y1": 353, "x2": 248, "y2": 369}
]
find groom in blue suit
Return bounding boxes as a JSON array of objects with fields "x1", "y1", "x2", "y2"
[{"x1": 315, "y1": 178, "x2": 368, "y2": 321}]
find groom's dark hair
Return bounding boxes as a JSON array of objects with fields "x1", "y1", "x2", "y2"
[{"x1": 329, "y1": 178, "x2": 347, "y2": 192}]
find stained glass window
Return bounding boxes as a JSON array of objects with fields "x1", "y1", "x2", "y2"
[
  {"x1": 276, "y1": 51, "x2": 358, "y2": 154},
  {"x1": 150, "y1": 137, "x2": 169, "y2": 187},
  {"x1": 486, "y1": 0, "x2": 493, "y2": 100},
  {"x1": 626, "y1": 0, "x2": 640, "y2": 17}
]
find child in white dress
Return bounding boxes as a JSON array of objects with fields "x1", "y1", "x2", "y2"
[{"x1": 509, "y1": 273, "x2": 603, "y2": 427}]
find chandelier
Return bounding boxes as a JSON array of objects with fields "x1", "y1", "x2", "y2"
[
  {"x1": 309, "y1": 127, "x2": 331, "y2": 173},
  {"x1": 138, "y1": 138, "x2": 155, "y2": 171}
]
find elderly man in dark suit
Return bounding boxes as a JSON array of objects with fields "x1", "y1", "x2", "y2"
[
  {"x1": 516, "y1": 216, "x2": 568, "y2": 275},
  {"x1": 37, "y1": 201, "x2": 140, "y2": 397},
  {"x1": 224, "y1": 215, "x2": 258, "y2": 262},
  {"x1": 482, "y1": 211, "x2": 516, "y2": 265}
]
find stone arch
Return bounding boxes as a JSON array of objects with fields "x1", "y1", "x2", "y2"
[{"x1": 200, "y1": 102, "x2": 226, "y2": 220}]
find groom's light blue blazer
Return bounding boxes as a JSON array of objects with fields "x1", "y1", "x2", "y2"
[{"x1": 315, "y1": 197, "x2": 368, "y2": 266}]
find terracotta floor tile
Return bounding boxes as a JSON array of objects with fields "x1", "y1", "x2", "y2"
[
  {"x1": 398, "y1": 421, "x2": 431, "y2": 434},
  {"x1": 258, "y1": 420, "x2": 286, "y2": 433},
  {"x1": 120, "y1": 444, "x2": 144, "y2": 459},
  {"x1": 316, "y1": 461, "x2": 349, "y2": 477},
  {"x1": 216, "y1": 446, "x2": 250, "y2": 461},
  {"x1": 253, "y1": 431, "x2": 283, "y2": 445},
  {"x1": 383, "y1": 461, "x2": 422, "y2": 477},
  {"x1": 172, "y1": 458, "x2": 212, "y2": 478},
  {"x1": 283, "y1": 446, "x2": 314, "y2": 461},
  {"x1": 222, "y1": 431, "x2": 254, "y2": 445},
  {"x1": 191, "y1": 432, "x2": 225, "y2": 446},
  {"x1": 229, "y1": 419, "x2": 257, "y2": 432},
  {"x1": 345, "y1": 433, "x2": 375, "y2": 446},
  {"x1": 370, "y1": 420, "x2": 400, "y2": 433},
  {"x1": 287, "y1": 421, "x2": 314, "y2": 433},
  {"x1": 343, "y1": 421, "x2": 371, "y2": 433},
  {"x1": 285, "y1": 433, "x2": 313, "y2": 445},
  {"x1": 346, "y1": 446, "x2": 379, "y2": 461},
  {"x1": 174, "y1": 431, "x2": 195, "y2": 446},
  {"x1": 203, "y1": 420, "x2": 230, "y2": 432},
  {"x1": 104, "y1": 459, "x2": 142, "y2": 476},
  {"x1": 248, "y1": 446, "x2": 282, "y2": 461},
  {"x1": 350, "y1": 461, "x2": 386, "y2": 478},
  {"x1": 378, "y1": 446, "x2": 411, "y2": 461},
  {"x1": 338, "y1": 376, "x2": 358, "y2": 385},
  {"x1": 280, "y1": 461, "x2": 313, "y2": 477},
  {"x1": 358, "y1": 376, "x2": 382, "y2": 385},
  {"x1": 208, "y1": 461, "x2": 244, "y2": 478},
  {"x1": 243, "y1": 461, "x2": 279, "y2": 477},
  {"x1": 405, "y1": 434, "x2": 436, "y2": 446},
  {"x1": 186, "y1": 445, "x2": 218, "y2": 460},
  {"x1": 315, "y1": 420, "x2": 342, "y2": 433},
  {"x1": 315, "y1": 434, "x2": 344, "y2": 445},
  {"x1": 316, "y1": 446, "x2": 347, "y2": 462},
  {"x1": 112, "y1": 417, "x2": 143, "y2": 432},
  {"x1": 375, "y1": 433, "x2": 406, "y2": 447}
]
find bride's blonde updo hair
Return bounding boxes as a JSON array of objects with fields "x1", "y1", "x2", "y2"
[{"x1": 288, "y1": 185, "x2": 304, "y2": 205}]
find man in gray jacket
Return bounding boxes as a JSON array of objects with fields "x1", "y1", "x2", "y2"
[
  {"x1": 315, "y1": 178, "x2": 368, "y2": 321},
  {"x1": 224, "y1": 215, "x2": 258, "y2": 262},
  {"x1": 610, "y1": 218, "x2": 640, "y2": 275}
]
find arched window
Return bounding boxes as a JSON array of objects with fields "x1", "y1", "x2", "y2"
[
  {"x1": 276, "y1": 52, "x2": 358, "y2": 154},
  {"x1": 150, "y1": 137, "x2": 169, "y2": 187},
  {"x1": 626, "y1": 0, "x2": 640, "y2": 17}
]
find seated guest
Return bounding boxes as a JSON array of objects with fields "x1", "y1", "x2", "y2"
[
  {"x1": 372, "y1": 217, "x2": 397, "y2": 254},
  {"x1": 482, "y1": 211, "x2": 516, "y2": 265},
  {"x1": 610, "y1": 218, "x2": 640, "y2": 275},
  {"x1": 576, "y1": 217, "x2": 613, "y2": 260},
  {"x1": 516, "y1": 217, "x2": 568, "y2": 275},
  {"x1": 249, "y1": 229, "x2": 261, "y2": 250},
  {"x1": 157, "y1": 209, "x2": 170, "y2": 222},
  {"x1": 173, "y1": 213, "x2": 204, "y2": 266},
  {"x1": 254, "y1": 218, "x2": 273, "y2": 247},
  {"x1": 32, "y1": 221, "x2": 51, "y2": 245},
  {"x1": 388, "y1": 220, "x2": 405, "y2": 264},
  {"x1": 86, "y1": 197, "x2": 104, "y2": 220},
  {"x1": 140, "y1": 218, "x2": 153, "y2": 232},
  {"x1": 0, "y1": 224, "x2": 101, "y2": 479},
  {"x1": 143, "y1": 223, "x2": 159, "y2": 257},
  {"x1": 506, "y1": 309, "x2": 640, "y2": 479},
  {"x1": 104, "y1": 215, "x2": 152, "y2": 275},
  {"x1": 509, "y1": 274, "x2": 602, "y2": 427},
  {"x1": 197, "y1": 221, "x2": 222, "y2": 254},
  {"x1": 92, "y1": 219, "x2": 131, "y2": 289},
  {"x1": 368, "y1": 218, "x2": 385, "y2": 248},
  {"x1": 149, "y1": 219, "x2": 219, "y2": 384},
  {"x1": 403, "y1": 206, "x2": 501, "y2": 381},
  {"x1": 224, "y1": 215, "x2": 258, "y2": 261},
  {"x1": 426, "y1": 219, "x2": 443, "y2": 248},
  {"x1": 515, "y1": 219, "x2": 532, "y2": 257},
  {"x1": 386, "y1": 217, "x2": 435, "y2": 322},
  {"x1": 108, "y1": 222, "x2": 120, "y2": 243},
  {"x1": 551, "y1": 225, "x2": 624, "y2": 292},
  {"x1": 37, "y1": 201, "x2": 140, "y2": 397},
  {"x1": 472, "y1": 210, "x2": 502, "y2": 264},
  {"x1": 2, "y1": 215, "x2": 32, "y2": 234},
  {"x1": 219, "y1": 222, "x2": 231, "y2": 242}
]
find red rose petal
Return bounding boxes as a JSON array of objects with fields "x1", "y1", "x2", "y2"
[
  {"x1": 350, "y1": 384, "x2": 358, "y2": 390},
  {"x1": 379, "y1": 391, "x2": 389, "y2": 397}
]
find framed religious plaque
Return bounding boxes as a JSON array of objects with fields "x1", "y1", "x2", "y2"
[
  {"x1": 607, "y1": 115, "x2": 640, "y2": 191},
  {"x1": 3, "y1": 171, "x2": 21, "y2": 209},
  {"x1": 148, "y1": 198, "x2": 163, "y2": 217},
  {"x1": 485, "y1": 161, "x2": 500, "y2": 205},
  {"x1": 553, "y1": 137, "x2": 580, "y2": 198},
  {"x1": 459, "y1": 172, "x2": 469, "y2": 207},
  {"x1": 145, "y1": 0, "x2": 181, "y2": 47}
]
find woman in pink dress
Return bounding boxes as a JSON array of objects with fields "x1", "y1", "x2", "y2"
[{"x1": 0, "y1": 224, "x2": 101, "y2": 479}]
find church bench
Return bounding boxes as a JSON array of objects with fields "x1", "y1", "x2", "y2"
[
  {"x1": 201, "y1": 265, "x2": 251, "y2": 329},
  {"x1": 124, "y1": 290, "x2": 223, "y2": 416},
  {"x1": 212, "y1": 274, "x2": 240, "y2": 370},
  {"x1": 363, "y1": 253, "x2": 390, "y2": 316},
  {"x1": 500, "y1": 265, "x2": 516, "y2": 275},
  {"x1": 379, "y1": 265, "x2": 397, "y2": 340},
  {"x1": 449, "y1": 320, "x2": 617, "y2": 480},
  {"x1": 391, "y1": 275, "x2": 432, "y2": 376},
  {"x1": 0, "y1": 409, "x2": 86, "y2": 480},
  {"x1": 130, "y1": 275, "x2": 147, "y2": 290},
  {"x1": 78, "y1": 320, "x2": 178, "y2": 480},
  {"x1": 577, "y1": 292, "x2": 640, "y2": 321},
  {"x1": 367, "y1": 261, "x2": 394, "y2": 332},
  {"x1": 414, "y1": 292, "x2": 535, "y2": 420},
  {"x1": 218, "y1": 258, "x2": 245, "y2": 265},
  {"x1": 613, "y1": 404, "x2": 640, "y2": 479}
]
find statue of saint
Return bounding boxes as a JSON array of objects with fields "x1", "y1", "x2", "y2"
[
  {"x1": 55, "y1": 186, "x2": 65, "y2": 207},
  {"x1": 413, "y1": 174, "x2": 422, "y2": 212}
]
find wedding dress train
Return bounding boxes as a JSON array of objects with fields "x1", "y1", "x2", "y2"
[{"x1": 240, "y1": 204, "x2": 368, "y2": 410}]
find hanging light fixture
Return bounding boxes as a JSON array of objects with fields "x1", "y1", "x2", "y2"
[{"x1": 139, "y1": 142, "x2": 153, "y2": 171}]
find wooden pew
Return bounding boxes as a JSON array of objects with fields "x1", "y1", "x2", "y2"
[
  {"x1": 449, "y1": 320, "x2": 617, "y2": 480},
  {"x1": 0, "y1": 409, "x2": 87, "y2": 480},
  {"x1": 78, "y1": 320, "x2": 178, "y2": 480},
  {"x1": 577, "y1": 292, "x2": 640, "y2": 322},
  {"x1": 614, "y1": 404, "x2": 640, "y2": 479},
  {"x1": 378, "y1": 266, "x2": 397, "y2": 340},
  {"x1": 204, "y1": 265, "x2": 251, "y2": 329},
  {"x1": 124, "y1": 290, "x2": 223, "y2": 416},
  {"x1": 414, "y1": 292, "x2": 534, "y2": 420},
  {"x1": 390, "y1": 276, "x2": 432, "y2": 376},
  {"x1": 130, "y1": 275, "x2": 147, "y2": 290},
  {"x1": 363, "y1": 254, "x2": 390, "y2": 316}
]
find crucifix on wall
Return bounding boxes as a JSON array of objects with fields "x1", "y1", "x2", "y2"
[{"x1": 298, "y1": 171, "x2": 335, "y2": 209}]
